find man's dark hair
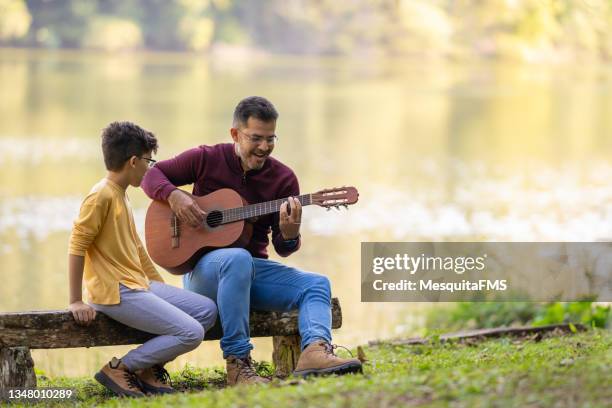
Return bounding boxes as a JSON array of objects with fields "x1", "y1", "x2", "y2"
[
  {"x1": 101, "y1": 121, "x2": 158, "y2": 171},
  {"x1": 233, "y1": 96, "x2": 278, "y2": 128}
]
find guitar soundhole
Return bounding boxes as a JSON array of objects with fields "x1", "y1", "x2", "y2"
[{"x1": 206, "y1": 210, "x2": 223, "y2": 228}]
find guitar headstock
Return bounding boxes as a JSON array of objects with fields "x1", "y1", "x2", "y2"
[{"x1": 311, "y1": 186, "x2": 359, "y2": 210}]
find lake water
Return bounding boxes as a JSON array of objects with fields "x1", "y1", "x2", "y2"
[{"x1": 0, "y1": 49, "x2": 611, "y2": 377}]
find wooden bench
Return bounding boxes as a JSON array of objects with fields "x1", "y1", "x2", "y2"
[{"x1": 0, "y1": 298, "x2": 342, "y2": 388}]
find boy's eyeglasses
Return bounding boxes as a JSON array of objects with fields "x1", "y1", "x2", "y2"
[{"x1": 140, "y1": 157, "x2": 157, "y2": 168}]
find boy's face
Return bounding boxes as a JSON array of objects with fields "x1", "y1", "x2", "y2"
[{"x1": 126, "y1": 152, "x2": 154, "y2": 187}]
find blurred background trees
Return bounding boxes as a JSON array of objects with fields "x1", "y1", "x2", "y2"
[{"x1": 0, "y1": 0, "x2": 611, "y2": 61}]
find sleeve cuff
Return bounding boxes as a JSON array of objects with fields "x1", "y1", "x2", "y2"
[
  {"x1": 160, "y1": 185, "x2": 179, "y2": 201},
  {"x1": 282, "y1": 234, "x2": 300, "y2": 249}
]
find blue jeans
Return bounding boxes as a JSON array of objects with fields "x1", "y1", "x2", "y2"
[{"x1": 183, "y1": 248, "x2": 332, "y2": 358}]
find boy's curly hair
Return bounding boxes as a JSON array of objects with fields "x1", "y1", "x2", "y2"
[{"x1": 101, "y1": 121, "x2": 158, "y2": 171}]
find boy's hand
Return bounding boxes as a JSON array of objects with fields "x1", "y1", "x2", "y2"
[{"x1": 69, "y1": 301, "x2": 96, "y2": 326}]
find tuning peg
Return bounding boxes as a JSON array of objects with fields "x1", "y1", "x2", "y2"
[
  {"x1": 343, "y1": 204, "x2": 348, "y2": 209},
  {"x1": 326, "y1": 207, "x2": 331, "y2": 211}
]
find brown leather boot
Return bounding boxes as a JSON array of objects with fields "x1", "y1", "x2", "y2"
[
  {"x1": 94, "y1": 357, "x2": 145, "y2": 397},
  {"x1": 135, "y1": 364, "x2": 176, "y2": 395},
  {"x1": 226, "y1": 355, "x2": 271, "y2": 386},
  {"x1": 294, "y1": 341, "x2": 363, "y2": 377}
]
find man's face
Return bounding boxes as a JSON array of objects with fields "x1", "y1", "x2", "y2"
[{"x1": 231, "y1": 117, "x2": 276, "y2": 171}]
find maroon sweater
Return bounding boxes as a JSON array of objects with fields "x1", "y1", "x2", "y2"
[{"x1": 141, "y1": 143, "x2": 301, "y2": 259}]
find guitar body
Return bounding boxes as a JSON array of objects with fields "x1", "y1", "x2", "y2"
[
  {"x1": 145, "y1": 189, "x2": 252, "y2": 275},
  {"x1": 145, "y1": 185, "x2": 358, "y2": 275}
]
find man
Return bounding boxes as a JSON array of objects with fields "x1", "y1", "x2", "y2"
[{"x1": 142, "y1": 96, "x2": 362, "y2": 385}]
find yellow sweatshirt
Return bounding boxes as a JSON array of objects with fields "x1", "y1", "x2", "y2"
[{"x1": 69, "y1": 178, "x2": 164, "y2": 305}]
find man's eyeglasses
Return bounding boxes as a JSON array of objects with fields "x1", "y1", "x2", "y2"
[
  {"x1": 237, "y1": 128, "x2": 278, "y2": 145},
  {"x1": 140, "y1": 157, "x2": 157, "y2": 168}
]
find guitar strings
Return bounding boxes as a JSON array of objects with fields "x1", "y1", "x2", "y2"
[{"x1": 174, "y1": 193, "x2": 349, "y2": 228}]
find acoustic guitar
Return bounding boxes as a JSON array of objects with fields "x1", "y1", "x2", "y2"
[{"x1": 145, "y1": 186, "x2": 359, "y2": 274}]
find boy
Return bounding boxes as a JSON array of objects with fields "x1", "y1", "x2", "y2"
[{"x1": 68, "y1": 122, "x2": 217, "y2": 397}]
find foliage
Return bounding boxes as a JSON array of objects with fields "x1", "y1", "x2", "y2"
[
  {"x1": 0, "y1": 0, "x2": 611, "y2": 60},
  {"x1": 17, "y1": 330, "x2": 612, "y2": 407},
  {"x1": 533, "y1": 301, "x2": 610, "y2": 328},
  {"x1": 82, "y1": 16, "x2": 142, "y2": 51},
  {"x1": 0, "y1": 0, "x2": 30, "y2": 41},
  {"x1": 427, "y1": 301, "x2": 610, "y2": 332},
  {"x1": 426, "y1": 302, "x2": 540, "y2": 331}
]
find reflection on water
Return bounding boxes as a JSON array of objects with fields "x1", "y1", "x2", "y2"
[
  {"x1": 2, "y1": 161, "x2": 611, "y2": 244},
  {"x1": 1, "y1": 50, "x2": 611, "y2": 377},
  {"x1": 0, "y1": 137, "x2": 96, "y2": 165},
  {"x1": 311, "y1": 162, "x2": 612, "y2": 241}
]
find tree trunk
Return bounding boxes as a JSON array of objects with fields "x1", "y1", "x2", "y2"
[
  {"x1": 0, "y1": 347, "x2": 36, "y2": 390},
  {"x1": 272, "y1": 335, "x2": 301, "y2": 378}
]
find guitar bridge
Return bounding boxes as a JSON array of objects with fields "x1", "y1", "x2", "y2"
[{"x1": 171, "y1": 214, "x2": 180, "y2": 248}]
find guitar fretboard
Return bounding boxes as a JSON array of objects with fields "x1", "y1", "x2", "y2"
[{"x1": 220, "y1": 194, "x2": 312, "y2": 223}]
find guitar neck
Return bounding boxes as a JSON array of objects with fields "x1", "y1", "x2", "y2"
[{"x1": 221, "y1": 194, "x2": 312, "y2": 224}]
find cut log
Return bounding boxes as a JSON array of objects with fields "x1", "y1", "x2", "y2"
[
  {"x1": 368, "y1": 323, "x2": 588, "y2": 346},
  {"x1": 0, "y1": 347, "x2": 36, "y2": 390},
  {"x1": 272, "y1": 335, "x2": 302, "y2": 377},
  {"x1": 438, "y1": 323, "x2": 586, "y2": 342},
  {"x1": 0, "y1": 298, "x2": 342, "y2": 349}
]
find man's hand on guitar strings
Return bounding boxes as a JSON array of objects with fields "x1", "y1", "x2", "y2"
[
  {"x1": 168, "y1": 189, "x2": 207, "y2": 228},
  {"x1": 279, "y1": 196, "x2": 302, "y2": 240}
]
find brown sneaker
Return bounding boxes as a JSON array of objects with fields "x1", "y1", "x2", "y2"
[
  {"x1": 135, "y1": 364, "x2": 176, "y2": 395},
  {"x1": 226, "y1": 355, "x2": 271, "y2": 386},
  {"x1": 294, "y1": 341, "x2": 363, "y2": 377},
  {"x1": 94, "y1": 357, "x2": 145, "y2": 397}
]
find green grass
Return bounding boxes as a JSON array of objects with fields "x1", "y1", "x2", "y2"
[{"x1": 10, "y1": 329, "x2": 612, "y2": 408}]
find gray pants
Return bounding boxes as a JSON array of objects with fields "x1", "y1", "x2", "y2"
[{"x1": 91, "y1": 281, "x2": 217, "y2": 371}]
